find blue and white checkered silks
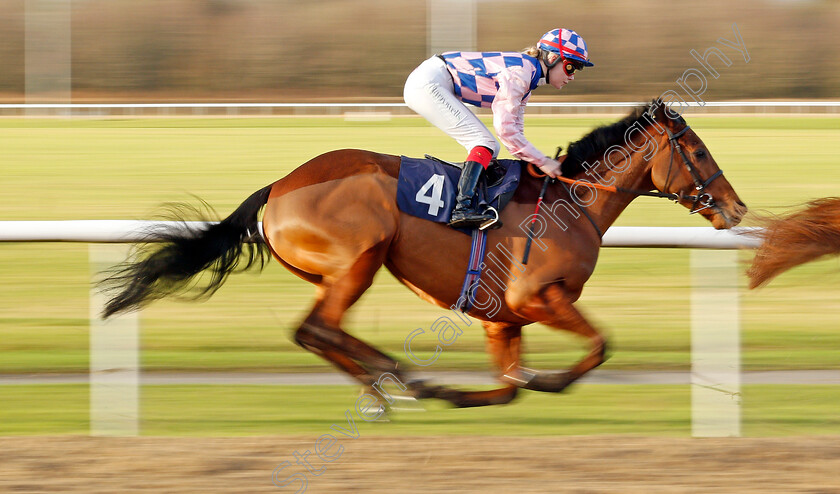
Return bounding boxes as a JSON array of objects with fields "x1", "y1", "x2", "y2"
[
  {"x1": 538, "y1": 28, "x2": 594, "y2": 67},
  {"x1": 439, "y1": 51, "x2": 542, "y2": 108}
]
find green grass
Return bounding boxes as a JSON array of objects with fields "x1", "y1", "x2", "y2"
[
  {"x1": 1, "y1": 115, "x2": 840, "y2": 374},
  {"x1": 1, "y1": 384, "x2": 838, "y2": 437}
]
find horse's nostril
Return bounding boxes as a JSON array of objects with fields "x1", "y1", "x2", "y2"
[{"x1": 736, "y1": 200, "x2": 747, "y2": 208}]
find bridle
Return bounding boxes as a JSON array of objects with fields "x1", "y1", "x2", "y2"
[
  {"x1": 662, "y1": 125, "x2": 723, "y2": 215},
  {"x1": 524, "y1": 121, "x2": 727, "y2": 247},
  {"x1": 538, "y1": 123, "x2": 725, "y2": 213}
]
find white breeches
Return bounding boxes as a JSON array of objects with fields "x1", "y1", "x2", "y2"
[{"x1": 403, "y1": 56, "x2": 500, "y2": 157}]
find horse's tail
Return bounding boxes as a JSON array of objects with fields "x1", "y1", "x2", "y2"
[
  {"x1": 747, "y1": 197, "x2": 840, "y2": 289},
  {"x1": 100, "y1": 184, "x2": 274, "y2": 318}
]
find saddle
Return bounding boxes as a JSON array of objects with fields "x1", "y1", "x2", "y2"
[{"x1": 396, "y1": 155, "x2": 522, "y2": 232}]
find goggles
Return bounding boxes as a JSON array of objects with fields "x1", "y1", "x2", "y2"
[
  {"x1": 545, "y1": 52, "x2": 584, "y2": 76},
  {"x1": 562, "y1": 59, "x2": 584, "y2": 76}
]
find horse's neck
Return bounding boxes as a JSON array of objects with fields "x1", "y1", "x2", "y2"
[{"x1": 585, "y1": 152, "x2": 655, "y2": 233}]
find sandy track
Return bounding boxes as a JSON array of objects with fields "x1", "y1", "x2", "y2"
[{"x1": 1, "y1": 435, "x2": 839, "y2": 493}]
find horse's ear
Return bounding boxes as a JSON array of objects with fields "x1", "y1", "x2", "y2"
[
  {"x1": 647, "y1": 97, "x2": 685, "y2": 129},
  {"x1": 648, "y1": 97, "x2": 667, "y2": 122}
]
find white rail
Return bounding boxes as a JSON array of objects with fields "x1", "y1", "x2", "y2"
[
  {"x1": 3, "y1": 101, "x2": 840, "y2": 109},
  {"x1": 0, "y1": 221, "x2": 762, "y2": 249},
  {"x1": 2, "y1": 101, "x2": 839, "y2": 116}
]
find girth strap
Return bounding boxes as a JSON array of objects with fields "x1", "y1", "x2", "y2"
[{"x1": 456, "y1": 228, "x2": 489, "y2": 312}]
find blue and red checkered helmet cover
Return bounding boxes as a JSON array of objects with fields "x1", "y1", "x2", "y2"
[{"x1": 538, "y1": 28, "x2": 594, "y2": 67}]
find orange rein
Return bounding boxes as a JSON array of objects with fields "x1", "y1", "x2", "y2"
[
  {"x1": 525, "y1": 162, "x2": 620, "y2": 193},
  {"x1": 525, "y1": 162, "x2": 685, "y2": 202}
]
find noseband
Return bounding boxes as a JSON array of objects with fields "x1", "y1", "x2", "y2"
[{"x1": 664, "y1": 125, "x2": 723, "y2": 214}]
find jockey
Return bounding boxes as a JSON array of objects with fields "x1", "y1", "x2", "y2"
[{"x1": 404, "y1": 28, "x2": 593, "y2": 229}]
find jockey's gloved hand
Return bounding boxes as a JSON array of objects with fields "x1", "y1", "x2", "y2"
[{"x1": 537, "y1": 157, "x2": 562, "y2": 179}]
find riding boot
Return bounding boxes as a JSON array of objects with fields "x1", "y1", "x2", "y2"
[{"x1": 448, "y1": 160, "x2": 497, "y2": 229}]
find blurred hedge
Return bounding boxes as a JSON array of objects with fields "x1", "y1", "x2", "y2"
[{"x1": 1, "y1": 0, "x2": 838, "y2": 101}]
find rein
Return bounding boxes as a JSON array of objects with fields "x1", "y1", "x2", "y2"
[
  {"x1": 552, "y1": 174, "x2": 679, "y2": 200},
  {"x1": 529, "y1": 123, "x2": 724, "y2": 214},
  {"x1": 521, "y1": 123, "x2": 725, "y2": 252}
]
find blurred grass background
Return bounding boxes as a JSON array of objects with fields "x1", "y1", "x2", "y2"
[
  {"x1": 1, "y1": 384, "x2": 838, "y2": 436},
  {"x1": 1, "y1": 114, "x2": 839, "y2": 377}
]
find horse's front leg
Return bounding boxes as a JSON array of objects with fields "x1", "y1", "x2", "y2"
[{"x1": 504, "y1": 283, "x2": 608, "y2": 392}]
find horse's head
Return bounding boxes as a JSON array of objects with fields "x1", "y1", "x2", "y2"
[{"x1": 646, "y1": 101, "x2": 747, "y2": 229}]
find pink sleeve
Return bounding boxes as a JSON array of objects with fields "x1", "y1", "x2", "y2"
[{"x1": 491, "y1": 67, "x2": 549, "y2": 166}]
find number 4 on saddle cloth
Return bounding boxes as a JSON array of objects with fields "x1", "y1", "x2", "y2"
[
  {"x1": 397, "y1": 155, "x2": 523, "y2": 312},
  {"x1": 396, "y1": 155, "x2": 522, "y2": 232}
]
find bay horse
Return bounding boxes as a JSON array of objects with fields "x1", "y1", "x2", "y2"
[
  {"x1": 748, "y1": 197, "x2": 840, "y2": 288},
  {"x1": 102, "y1": 99, "x2": 747, "y2": 408}
]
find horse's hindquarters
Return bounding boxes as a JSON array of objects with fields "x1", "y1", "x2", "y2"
[{"x1": 263, "y1": 174, "x2": 399, "y2": 281}]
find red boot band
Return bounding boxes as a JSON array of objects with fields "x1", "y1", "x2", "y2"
[{"x1": 467, "y1": 147, "x2": 493, "y2": 169}]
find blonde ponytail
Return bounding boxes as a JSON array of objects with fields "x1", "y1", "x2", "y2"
[{"x1": 523, "y1": 46, "x2": 542, "y2": 58}]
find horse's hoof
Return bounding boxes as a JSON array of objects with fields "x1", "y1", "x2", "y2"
[
  {"x1": 502, "y1": 367, "x2": 572, "y2": 393},
  {"x1": 388, "y1": 394, "x2": 426, "y2": 413},
  {"x1": 534, "y1": 370, "x2": 572, "y2": 393},
  {"x1": 501, "y1": 367, "x2": 538, "y2": 387},
  {"x1": 406, "y1": 380, "x2": 467, "y2": 407}
]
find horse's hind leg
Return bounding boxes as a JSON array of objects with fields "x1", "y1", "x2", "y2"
[
  {"x1": 505, "y1": 283, "x2": 607, "y2": 392},
  {"x1": 293, "y1": 242, "x2": 407, "y2": 384},
  {"x1": 293, "y1": 246, "x2": 516, "y2": 408}
]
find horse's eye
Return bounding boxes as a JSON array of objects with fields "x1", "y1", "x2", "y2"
[{"x1": 694, "y1": 149, "x2": 707, "y2": 160}]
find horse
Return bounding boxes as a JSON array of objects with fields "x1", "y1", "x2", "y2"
[
  {"x1": 101, "y1": 99, "x2": 748, "y2": 408},
  {"x1": 748, "y1": 197, "x2": 840, "y2": 288}
]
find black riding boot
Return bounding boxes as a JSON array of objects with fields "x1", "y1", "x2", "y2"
[{"x1": 448, "y1": 160, "x2": 498, "y2": 229}]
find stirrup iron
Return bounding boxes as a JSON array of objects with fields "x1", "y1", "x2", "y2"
[{"x1": 478, "y1": 206, "x2": 500, "y2": 230}]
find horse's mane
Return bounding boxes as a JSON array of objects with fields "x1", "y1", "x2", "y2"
[{"x1": 560, "y1": 100, "x2": 685, "y2": 178}]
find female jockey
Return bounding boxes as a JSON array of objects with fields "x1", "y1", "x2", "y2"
[{"x1": 404, "y1": 28, "x2": 593, "y2": 229}]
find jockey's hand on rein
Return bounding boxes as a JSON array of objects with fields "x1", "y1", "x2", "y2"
[{"x1": 537, "y1": 157, "x2": 563, "y2": 179}]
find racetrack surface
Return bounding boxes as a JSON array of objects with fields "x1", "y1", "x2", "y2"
[{"x1": 1, "y1": 435, "x2": 838, "y2": 493}]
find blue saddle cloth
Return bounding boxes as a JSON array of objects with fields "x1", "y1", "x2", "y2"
[{"x1": 396, "y1": 156, "x2": 522, "y2": 224}]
